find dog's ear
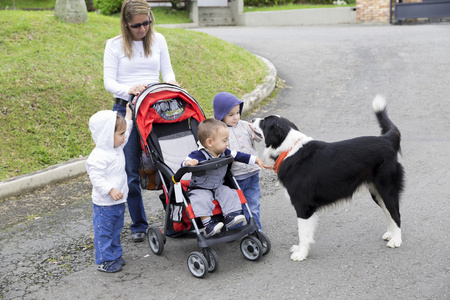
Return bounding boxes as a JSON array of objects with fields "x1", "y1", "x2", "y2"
[
  {"x1": 264, "y1": 122, "x2": 286, "y2": 149},
  {"x1": 281, "y1": 117, "x2": 299, "y2": 131}
]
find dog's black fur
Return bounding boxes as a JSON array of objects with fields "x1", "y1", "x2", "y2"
[{"x1": 252, "y1": 95, "x2": 405, "y2": 261}]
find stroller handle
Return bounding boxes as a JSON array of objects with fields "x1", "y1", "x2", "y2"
[
  {"x1": 127, "y1": 82, "x2": 178, "y2": 111},
  {"x1": 173, "y1": 155, "x2": 234, "y2": 183}
]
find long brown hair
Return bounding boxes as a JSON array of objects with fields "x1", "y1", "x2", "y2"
[{"x1": 120, "y1": 0, "x2": 155, "y2": 59}]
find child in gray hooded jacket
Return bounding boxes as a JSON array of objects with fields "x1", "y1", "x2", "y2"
[{"x1": 213, "y1": 92, "x2": 264, "y2": 230}]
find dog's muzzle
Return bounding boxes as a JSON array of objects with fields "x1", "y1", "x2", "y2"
[{"x1": 251, "y1": 118, "x2": 264, "y2": 139}]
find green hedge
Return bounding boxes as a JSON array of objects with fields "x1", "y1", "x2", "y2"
[{"x1": 93, "y1": 0, "x2": 122, "y2": 15}]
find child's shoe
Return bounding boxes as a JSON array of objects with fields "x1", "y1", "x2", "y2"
[
  {"x1": 224, "y1": 211, "x2": 247, "y2": 229},
  {"x1": 97, "y1": 260, "x2": 122, "y2": 273},
  {"x1": 204, "y1": 220, "x2": 224, "y2": 238},
  {"x1": 115, "y1": 256, "x2": 126, "y2": 266}
]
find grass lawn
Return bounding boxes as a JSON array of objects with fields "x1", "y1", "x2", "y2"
[
  {"x1": 244, "y1": 3, "x2": 356, "y2": 13},
  {"x1": 0, "y1": 0, "x2": 55, "y2": 9},
  {"x1": 0, "y1": 10, "x2": 266, "y2": 181}
]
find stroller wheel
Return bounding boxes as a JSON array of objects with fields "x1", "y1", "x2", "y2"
[
  {"x1": 187, "y1": 251, "x2": 208, "y2": 278},
  {"x1": 202, "y1": 248, "x2": 219, "y2": 273},
  {"x1": 253, "y1": 231, "x2": 271, "y2": 256},
  {"x1": 147, "y1": 227, "x2": 164, "y2": 255},
  {"x1": 240, "y1": 236, "x2": 263, "y2": 261}
]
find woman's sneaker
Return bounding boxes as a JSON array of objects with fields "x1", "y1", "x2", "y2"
[
  {"x1": 97, "y1": 260, "x2": 122, "y2": 273},
  {"x1": 224, "y1": 212, "x2": 246, "y2": 229},
  {"x1": 204, "y1": 220, "x2": 224, "y2": 238}
]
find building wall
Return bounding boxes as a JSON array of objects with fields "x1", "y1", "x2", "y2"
[{"x1": 230, "y1": 0, "x2": 356, "y2": 26}]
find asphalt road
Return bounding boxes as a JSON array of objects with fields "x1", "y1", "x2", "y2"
[{"x1": 1, "y1": 24, "x2": 449, "y2": 299}]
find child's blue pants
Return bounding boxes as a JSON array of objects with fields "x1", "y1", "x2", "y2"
[{"x1": 93, "y1": 203, "x2": 125, "y2": 264}]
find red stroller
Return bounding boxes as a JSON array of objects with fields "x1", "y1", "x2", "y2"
[{"x1": 130, "y1": 83, "x2": 271, "y2": 278}]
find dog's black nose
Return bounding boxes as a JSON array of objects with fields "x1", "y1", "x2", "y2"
[{"x1": 251, "y1": 118, "x2": 255, "y2": 123}]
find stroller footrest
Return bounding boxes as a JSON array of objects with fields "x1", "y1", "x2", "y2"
[{"x1": 196, "y1": 218, "x2": 259, "y2": 248}]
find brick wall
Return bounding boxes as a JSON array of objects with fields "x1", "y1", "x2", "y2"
[
  {"x1": 356, "y1": 0, "x2": 391, "y2": 23},
  {"x1": 356, "y1": 0, "x2": 424, "y2": 23}
]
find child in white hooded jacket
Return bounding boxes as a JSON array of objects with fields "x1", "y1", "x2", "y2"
[{"x1": 85, "y1": 105, "x2": 132, "y2": 273}]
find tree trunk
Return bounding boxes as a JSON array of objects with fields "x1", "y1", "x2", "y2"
[
  {"x1": 170, "y1": 0, "x2": 181, "y2": 10},
  {"x1": 54, "y1": 0, "x2": 88, "y2": 23}
]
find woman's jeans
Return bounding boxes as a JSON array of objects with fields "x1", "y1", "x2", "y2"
[
  {"x1": 93, "y1": 203, "x2": 125, "y2": 264},
  {"x1": 237, "y1": 172, "x2": 262, "y2": 230},
  {"x1": 114, "y1": 103, "x2": 148, "y2": 234}
]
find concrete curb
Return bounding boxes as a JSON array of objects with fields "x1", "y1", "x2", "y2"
[
  {"x1": 242, "y1": 55, "x2": 277, "y2": 116},
  {"x1": 0, "y1": 55, "x2": 277, "y2": 201},
  {"x1": 0, "y1": 157, "x2": 87, "y2": 200}
]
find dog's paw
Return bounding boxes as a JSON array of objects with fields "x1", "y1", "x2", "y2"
[
  {"x1": 290, "y1": 245, "x2": 300, "y2": 253},
  {"x1": 386, "y1": 236, "x2": 402, "y2": 248},
  {"x1": 382, "y1": 231, "x2": 393, "y2": 241},
  {"x1": 290, "y1": 245, "x2": 309, "y2": 261},
  {"x1": 290, "y1": 250, "x2": 308, "y2": 261}
]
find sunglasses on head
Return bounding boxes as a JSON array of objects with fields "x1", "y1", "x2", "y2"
[{"x1": 128, "y1": 20, "x2": 152, "y2": 29}]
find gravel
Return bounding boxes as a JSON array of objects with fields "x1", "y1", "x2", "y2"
[
  {"x1": 0, "y1": 170, "x2": 278, "y2": 299},
  {"x1": 0, "y1": 174, "x2": 163, "y2": 298}
]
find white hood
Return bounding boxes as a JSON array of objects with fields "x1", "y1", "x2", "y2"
[{"x1": 89, "y1": 110, "x2": 117, "y2": 151}]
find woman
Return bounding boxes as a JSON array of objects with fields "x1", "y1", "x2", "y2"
[{"x1": 103, "y1": 0, "x2": 178, "y2": 242}]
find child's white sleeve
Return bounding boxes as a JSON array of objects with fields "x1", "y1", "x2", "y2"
[
  {"x1": 126, "y1": 119, "x2": 133, "y2": 136},
  {"x1": 248, "y1": 155, "x2": 257, "y2": 165}
]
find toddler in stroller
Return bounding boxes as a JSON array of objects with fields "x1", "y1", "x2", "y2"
[
  {"x1": 131, "y1": 83, "x2": 271, "y2": 278},
  {"x1": 182, "y1": 119, "x2": 268, "y2": 238}
]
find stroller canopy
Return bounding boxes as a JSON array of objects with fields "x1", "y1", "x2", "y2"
[{"x1": 133, "y1": 84, "x2": 205, "y2": 155}]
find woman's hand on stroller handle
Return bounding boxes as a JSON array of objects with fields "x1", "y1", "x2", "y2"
[
  {"x1": 128, "y1": 84, "x2": 146, "y2": 96},
  {"x1": 127, "y1": 84, "x2": 146, "y2": 111}
]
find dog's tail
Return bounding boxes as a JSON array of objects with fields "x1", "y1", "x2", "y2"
[{"x1": 372, "y1": 95, "x2": 401, "y2": 153}]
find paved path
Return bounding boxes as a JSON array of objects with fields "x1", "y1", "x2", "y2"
[
  {"x1": 193, "y1": 24, "x2": 450, "y2": 299},
  {"x1": 1, "y1": 24, "x2": 449, "y2": 299}
]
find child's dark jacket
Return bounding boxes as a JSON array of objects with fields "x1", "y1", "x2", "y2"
[{"x1": 182, "y1": 146, "x2": 256, "y2": 190}]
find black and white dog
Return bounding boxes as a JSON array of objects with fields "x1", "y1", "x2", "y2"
[{"x1": 252, "y1": 95, "x2": 404, "y2": 261}]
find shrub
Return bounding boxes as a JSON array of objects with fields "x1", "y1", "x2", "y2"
[{"x1": 93, "y1": 0, "x2": 122, "y2": 15}]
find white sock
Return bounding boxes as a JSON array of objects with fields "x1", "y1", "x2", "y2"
[{"x1": 202, "y1": 217, "x2": 211, "y2": 226}]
